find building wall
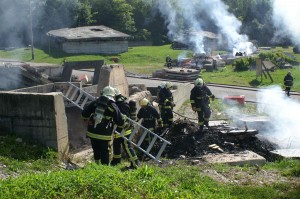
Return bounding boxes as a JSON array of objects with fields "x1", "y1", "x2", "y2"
[
  {"x1": 0, "y1": 92, "x2": 69, "y2": 154},
  {"x1": 63, "y1": 40, "x2": 128, "y2": 54}
]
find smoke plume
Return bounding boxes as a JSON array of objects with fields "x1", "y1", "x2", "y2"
[
  {"x1": 272, "y1": 0, "x2": 300, "y2": 48},
  {"x1": 257, "y1": 86, "x2": 300, "y2": 149},
  {"x1": 156, "y1": 0, "x2": 250, "y2": 54}
]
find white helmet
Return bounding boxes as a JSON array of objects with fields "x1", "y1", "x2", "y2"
[
  {"x1": 165, "y1": 82, "x2": 172, "y2": 89},
  {"x1": 102, "y1": 86, "x2": 115, "y2": 100},
  {"x1": 194, "y1": 78, "x2": 204, "y2": 86},
  {"x1": 114, "y1": 88, "x2": 121, "y2": 96},
  {"x1": 139, "y1": 98, "x2": 149, "y2": 106},
  {"x1": 159, "y1": 81, "x2": 166, "y2": 88}
]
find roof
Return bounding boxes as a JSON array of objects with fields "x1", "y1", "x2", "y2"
[{"x1": 47, "y1": 26, "x2": 130, "y2": 41}]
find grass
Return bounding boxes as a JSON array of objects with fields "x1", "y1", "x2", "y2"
[{"x1": 1, "y1": 159, "x2": 300, "y2": 199}]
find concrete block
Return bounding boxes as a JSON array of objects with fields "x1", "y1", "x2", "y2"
[
  {"x1": 271, "y1": 149, "x2": 300, "y2": 159},
  {"x1": 202, "y1": 150, "x2": 266, "y2": 166}
]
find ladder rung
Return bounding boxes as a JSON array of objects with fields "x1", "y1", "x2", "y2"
[
  {"x1": 80, "y1": 96, "x2": 89, "y2": 109},
  {"x1": 65, "y1": 85, "x2": 74, "y2": 98},
  {"x1": 136, "y1": 130, "x2": 148, "y2": 147},
  {"x1": 128, "y1": 124, "x2": 140, "y2": 141},
  {"x1": 75, "y1": 92, "x2": 84, "y2": 104},
  {"x1": 155, "y1": 142, "x2": 168, "y2": 160},
  {"x1": 146, "y1": 135, "x2": 158, "y2": 153},
  {"x1": 70, "y1": 87, "x2": 79, "y2": 101}
]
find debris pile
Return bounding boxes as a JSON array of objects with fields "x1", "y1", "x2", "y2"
[{"x1": 161, "y1": 119, "x2": 277, "y2": 161}]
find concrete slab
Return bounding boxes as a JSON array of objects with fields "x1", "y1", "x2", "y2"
[
  {"x1": 202, "y1": 150, "x2": 266, "y2": 166},
  {"x1": 235, "y1": 116, "x2": 272, "y2": 132},
  {"x1": 271, "y1": 149, "x2": 300, "y2": 159}
]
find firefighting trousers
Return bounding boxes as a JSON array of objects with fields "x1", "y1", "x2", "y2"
[
  {"x1": 90, "y1": 138, "x2": 111, "y2": 165},
  {"x1": 161, "y1": 107, "x2": 173, "y2": 127},
  {"x1": 111, "y1": 136, "x2": 139, "y2": 168},
  {"x1": 196, "y1": 104, "x2": 211, "y2": 126}
]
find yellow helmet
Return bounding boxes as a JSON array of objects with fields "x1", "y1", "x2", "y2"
[
  {"x1": 102, "y1": 86, "x2": 115, "y2": 100},
  {"x1": 165, "y1": 81, "x2": 172, "y2": 89},
  {"x1": 194, "y1": 78, "x2": 204, "y2": 86},
  {"x1": 139, "y1": 98, "x2": 149, "y2": 106}
]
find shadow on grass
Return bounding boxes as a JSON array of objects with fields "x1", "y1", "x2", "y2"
[
  {"x1": 249, "y1": 79, "x2": 261, "y2": 87},
  {"x1": 41, "y1": 47, "x2": 118, "y2": 60},
  {"x1": 0, "y1": 134, "x2": 56, "y2": 161}
]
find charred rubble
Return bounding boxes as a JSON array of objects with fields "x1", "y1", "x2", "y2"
[{"x1": 158, "y1": 119, "x2": 278, "y2": 162}]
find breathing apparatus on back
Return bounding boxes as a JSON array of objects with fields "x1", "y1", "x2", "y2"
[{"x1": 94, "y1": 86, "x2": 115, "y2": 128}]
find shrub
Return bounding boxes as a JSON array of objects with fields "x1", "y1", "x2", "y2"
[{"x1": 233, "y1": 57, "x2": 255, "y2": 71}]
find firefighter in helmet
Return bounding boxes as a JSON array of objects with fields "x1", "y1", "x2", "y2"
[
  {"x1": 158, "y1": 82, "x2": 175, "y2": 127},
  {"x1": 284, "y1": 71, "x2": 294, "y2": 96},
  {"x1": 166, "y1": 55, "x2": 172, "y2": 68},
  {"x1": 190, "y1": 78, "x2": 215, "y2": 132},
  {"x1": 137, "y1": 98, "x2": 162, "y2": 149},
  {"x1": 81, "y1": 86, "x2": 127, "y2": 165},
  {"x1": 111, "y1": 88, "x2": 140, "y2": 168}
]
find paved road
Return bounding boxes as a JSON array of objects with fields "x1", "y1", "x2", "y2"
[{"x1": 127, "y1": 76, "x2": 300, "y2": 103}]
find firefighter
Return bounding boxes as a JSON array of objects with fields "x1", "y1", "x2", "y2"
[
  {"x1": 158, "y1": 82, "x2": 175, "y2": 127},
  {"x1": 190, "y1": 78, "x2": 215, "y2": 132},
  {"x1": 137, "y1": 98, "x2": 162, "y2": 149},
  {"x1": 284, "y1": 71, "x2": 294, "y2": 96},
  {"x1": 81, "y1": 86, "x2": 127, "y2": 165},
  {"x1": 156, "y1": 81, "x2": 166, "y2": 104},
  {"x1": 111, "y1": 89, "x2": 140, "y2": 168},
  {"x1": 166, "y1": 55, "x2": 172, "y2": 68}
]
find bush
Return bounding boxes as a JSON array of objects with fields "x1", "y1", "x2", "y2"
[
  {"x1": 233, "y1": 57, "x2": 255, "y2": 71},
  {"x1": 259, "y1": 51, "x2": 295, "y2": 65}
]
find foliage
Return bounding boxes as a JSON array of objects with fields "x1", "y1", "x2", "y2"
[
  {"x1": 259, "y1": 51, "x2": 296, "y2": 65},
  {"x1": 0, "y1": 134, "x2": 59, "y2": 175},
  {"x1": 232, "y1": 57, "x2": 256, "y2": 71},
  {"x1": 263, "y1": 159, "x2": 300, "y2": 177}
]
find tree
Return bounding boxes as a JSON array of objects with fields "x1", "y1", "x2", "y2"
[
  {"x1": 90, "y1": 0, "x2": 136, "y2": 34},
  {"x1": 77, "y1": 0, "x2": 97, "y2": 26}
]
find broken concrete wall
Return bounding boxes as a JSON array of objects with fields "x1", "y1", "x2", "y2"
[
  {"x1": 97, "y1": 64, "x2": 129, "y2": 97},
  {"x1": 170, "y1": 83, "x2": 193, "y2": 112},
  {"x1": 0, "y1": 92, "x2": 69, "y2": 154}
]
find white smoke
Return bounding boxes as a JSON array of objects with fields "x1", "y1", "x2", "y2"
[
  {"x1": 272, "y1": 0, "x2": 300, "y2": 48},
  {"x1": 156, "y1": 0, "x2": 250, "y2": 54},
  {"x1": 257, "y1": 86, "x2": 300, "y2": 149}
]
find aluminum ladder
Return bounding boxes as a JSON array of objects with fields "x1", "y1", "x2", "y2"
[
  {"x1": 115, "y1": 117, "x2": 171, "y2": 162},
  {"x1": 62, "y1": 82, "x2": 95, "y2": 109},
  {"x1": 62, "y1": 82, "x2": 171, "y2": 163}
]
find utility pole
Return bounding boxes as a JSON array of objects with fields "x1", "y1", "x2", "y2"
[{"x1": 30, "y1": 0, "x2": 34, "y2": 60}]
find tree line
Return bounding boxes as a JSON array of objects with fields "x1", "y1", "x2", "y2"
[{"x1": 0, "y1": 0, "x2": 289, "y2": 49}]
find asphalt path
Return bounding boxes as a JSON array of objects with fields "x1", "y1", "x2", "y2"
[{"x1": 127, "y1": 76, "x2": 300, "y2": 103}]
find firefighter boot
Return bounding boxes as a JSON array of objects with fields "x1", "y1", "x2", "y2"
[
  {"x1": 204, "y1": 121, "x2": 209, "y2": 129},
  {"x1": 199, "y1": 125, "x2": 204, "y2": 132},
  {"x1": 110, "y1": 158, "x2": 121, "y2": 166}
]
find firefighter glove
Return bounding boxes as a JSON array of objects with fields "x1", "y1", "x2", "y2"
[{"x1": 211, "y1": 94, "x2": 215, "y2": 101}]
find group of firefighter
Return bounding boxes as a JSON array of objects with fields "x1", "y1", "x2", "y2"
[{"x1": 81, "y1": 78, "x2": 215, "y2": 168}]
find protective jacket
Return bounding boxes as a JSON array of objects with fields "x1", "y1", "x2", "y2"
[
  {"x1": 158, "y1": 87, "x2": 174, "y2": 126},
  {"x1": 137, "y1": 105, "x2": 162, "y2": 131},
  {"x1": 284, "y1": 74, "x2": 294, "y2": 87},
  {"x1": 81, "y1": 96, "x2": 126, "y2": 141},
  {"x1": 190, "y1": 85, "x2": 213, "y2": 109}
]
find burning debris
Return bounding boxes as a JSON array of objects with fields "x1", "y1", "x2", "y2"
[{"x1": 160, "y1": 119, "x2": 277, "y2": 161}]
